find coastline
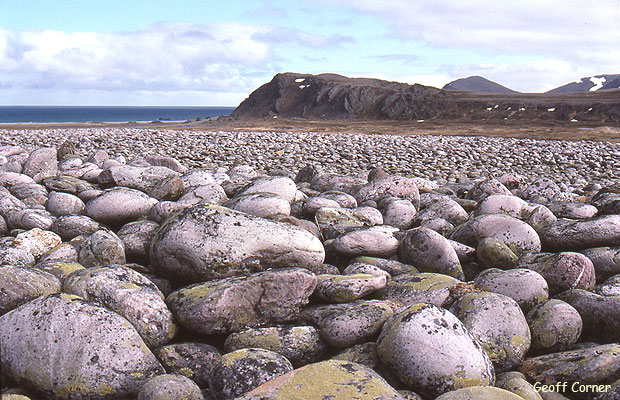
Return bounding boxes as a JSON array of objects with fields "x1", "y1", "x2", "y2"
[{"x1": 1, "y1": 118, "x2": 619, "y2": 142}]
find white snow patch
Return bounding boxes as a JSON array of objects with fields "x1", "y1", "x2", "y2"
[
  {"x1": 519, "y1": 107, "x2": 526, "y2": 111},
  {"x1": 507, "y1": 107, "x2": 511, "y2": 111},
  {"x1": 417, "y1": 120, "x2": 425, "y2": 123},
  {"x1": 272, "y1": 115, "x2": 278, "y2": 118},
  {"x1": 494, "y1": 104, "x2": 499, "y2": 109},
  {"x1": 295, "y1": 78, "x2": 305, "y2": 83},
  {"x1": 589, "y1": 76, "x2": 606, "y2": 91},
  {"x1": 299, "y1": 84, "x2": 310, "y2": 89},
  {"x1": 571, "y1": 119, "x2": 578, "y2": 123},
  {"x1": 486, "y1": 107, "x2": 493, "y2": 111},
  {"x1": 548, "y1": 107, "x2": 556, "y2": 112},
  {"x1": 588, "y1": 107, "x2": 593, "y2": 112}
]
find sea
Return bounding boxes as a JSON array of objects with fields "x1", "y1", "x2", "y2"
[{"x1": 0, "y1": 106, "x2": 236, "y2": 124}]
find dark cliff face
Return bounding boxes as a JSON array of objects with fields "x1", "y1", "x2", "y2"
[
  {"x1": 231, "y1": 73, "x2": 452, "y2": 120},
  {"x1": 232, "y1": 72, "x2": 620, "y2": 124}
]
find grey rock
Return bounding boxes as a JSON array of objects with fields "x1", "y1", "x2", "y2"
[
  {"x1": 51, "y1": 215, "x2": 100, "y2": 240},
  {"x1": 0, "y1": 193, "x2": 27, "y2": 219},
  {"x1": 224, "y1": 325, "x2": 326, "y2": 368},
  {"x1": 379, "y1": 197, "x2": 416, "y2": 230},
  {"x1": 43, "y1": 175, "x2": 95, "y2": 195},
  {"x1": 541, "y1": 215, "x2": 620, "y2": 251},
  {"x1": 224, "y1": 192, "x2": 291, "y2": 218},
  {"x1": 300, "y1": 299, "x2": 395, "y2": 348},
  {"x1": 398, "y1": 227, "x2": 464, "y2": 280},
  {"x1": 556, "y1": 289, "x2": 620, "y2": 343},
  {"x1": 98, "y1": 165, "x2": 180, "y2": 192},
  {"x1": 145, "y1": 154, "x2": 188, "y2": 173},
  {"x1": 355, "y1": 176, "x2": 420, "y2": 207},
  {"x1": 526, "y1": 299, "x2": 582, "y2": 352},
  {"x1": 22, "y1": 147, "x2": 57, "y2": 182},
  {"x1": 449, "y1": 292, "x2": 531, "y2": 371},
  {"x1": 375, "y1": 272, "x2": 467, "y2": 308},
  {"x1": 0, "y1": 171, "x2": 36, "y2": 187},
  {"x1": 466, "y1": 179, "x2": 512, "y2": 201},
  {"x1": 0, "y1": 266, "x2": 61, "y2": 314},
  {"x1": 0, "y1": 293, "x2": 164, "y2": 399},
  {"x1": 167, "y1": 268, "x2": 317, "y2": 335},
  {"x1": 521, "y1": 252, "x2": 596, "y2": 294},
  {"x1": 138, "y1": 374, "x2": 203, "y2": 400},
  {"x1": 595, "y1": 274, "x2": 620, "y2": 296},
  {"x1": 117, "y1": 220, "x2": 160, "y2": 262},
  {"x1": 12, "y1": 228, "x2": 62, "y2": 258},
  {"x1": 314, "y1": 273, "x2": 387, "y2": 303},
  {"x1": 236, "y1": 176, "x2": 297, "y2": 203},
  {"x1": 350, "y1": 256, "x2": 419, "y2": 276},
  {"x1": 521, "y1": 177, "x2": 561, "y2": 204},
  {"x1": 376, "y1": 303, "x2": 494, "y2": 398},
  {"x1": 78, "y1": 229, "x2": 126, "y2": 267},
  {"x1": 450, "y1": 213, "x2": 541, "y2": 256},
  {"x1": 86, "y1": 187, "x2": 158, "y2": 226},
  {"x1": 181, "y1": 169, "x2": 216, "y2": 188},
  {"x1": 63, "y1": 265, "x2": 177, "y2": 348},
  {"x1": 495, "y1": 371, "x2": 543, "y2": 400},
  {"x1": 474, "y1": 194, "x2": 529, "y2": 218},
  {"x1": 582, "y1": 247, "x2": 620, "y2": 282},
  {"x1": 475, "y1": 237, "x2": 519, "y2": 268},
  {"x1": 208, "y1": 348, "x2": 293, "y2": 400},
  {"x1": 547, "y1": 202, "x2": 598, "y2": 219},
  {"x1": 236, "y1": 359, "x2": 405, "y2": 400},
  {"x1": 0, "y1": 247, "x2": 35, "y2": 267},
  {"x1": 177, "y1": 183, "x2": 228, "y2": 206},
  {"x1": 7, "y1": 209, "x2": 55, "y2": 230},
  {"x1": 150, "y1": 205, "x2": 324, "y2": 282},
  {"x1": 155, "y1": 342, "x2": 222, "y2": 388},
  {"x1": 474, "y1": 268, "x2": 549, "y2": 312},
  {"x1": 435, "y1": 386, "x2": 524, "y2": 400},
  {"x1": 328, "y1": 225, "x2": 400, "y2": 258},
  {"x1": 147, "y1": 175, "x2": 185, "y2": 201},
  {"x1": 46, "y1": 191, "x2": 85, "y2": 216}
]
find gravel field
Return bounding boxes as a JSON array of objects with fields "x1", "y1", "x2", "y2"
[{"x1": 2, "y1": 128, "x2": 620, "y2": 190}]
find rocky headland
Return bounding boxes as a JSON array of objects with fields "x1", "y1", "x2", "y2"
[
  {"x1": 2, "y1": 127, "x2": 620, "y2": 399},
  {"x1": 231, "y1": 73, "x2": 620, "y2": 124}
]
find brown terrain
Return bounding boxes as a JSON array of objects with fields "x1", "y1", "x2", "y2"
[{"x1": 2, "y1": 72, "x2": 620, "y2": 142}]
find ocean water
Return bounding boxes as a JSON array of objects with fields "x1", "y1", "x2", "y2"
[{"x1": 0, "y1": 106, "x2": 236, "y2": 123}]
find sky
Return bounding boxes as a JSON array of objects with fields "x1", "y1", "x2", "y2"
[{"x1": 1, "y1": 0, "x2": 619, "y2": 106}]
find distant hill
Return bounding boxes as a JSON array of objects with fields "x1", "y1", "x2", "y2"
[
  {"x1": 547, "y1": 74, "x2": 620, "y2": 93},
  {"x1": 231, "y1": 72, "x2": 620, "y2": 124},
  {"x1": 443, "y1": 76, "x2": 519, "y2": 94}
]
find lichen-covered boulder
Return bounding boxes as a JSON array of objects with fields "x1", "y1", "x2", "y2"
[
  {"x1": 375, "y1": 273, "x2": 467, "y2": 308},
  {"x1": 474, "y1": 268, "x2": 548, "y2": 312},
  {"x1": 520, "y1": 344, "x2": 620, "y2": 392},
  {"x1": 22, "y1": 147, "x2": 57, "y2": 183},
  {"x1": 354, "y1": 176, "x2": 420, "y2": 207},
  {"x1": 449, "y1": 292, "x2": 531, "y2": 371},
  {"x1": 51, "y1": 215, "x2": 100, "y2": 240},
  {"x1": 137, "y1": 374, "x2": 204, "y2": 400},
  {"x1": 46, "y1": 191, "x2": 85, "y2": 216},
  {"x1": 154, "y1": 342, "x2": 222, "y2": 388},
  {"x1": 78, "y1": 229, "x2": 126, "y2": 267},
  {"x1": 581, "y1": 247, "x2": 620, "y2": 282},
  {"x1": 7, "y1": 209, "x2": 55, "y2": 231},
  {"x1": 150, "y1": 205, "x2": 324, "y2": 282},
  {"x1": 526, "y1": 299, "x2": 582, "y2": 352},
  {"x1": 399, "y1": 227, "x2": 464, "y2": 280},
  {"x1": 475, "y1": 237, "x2": 519, "y2": 269},
  {"x1": 450, "y1": 214, "x2": 541, "y2": 255},
  {"x1": 0, "y1": 266, "x2": 61, "y2": 314},
  {"x1": 522, "y1": 252, "x2": 595, "y2": 294},
  {"x1": 474, "y1": 194, "x2": 529, "y2": 218},
  {"x1": 208, "y1": 348, "x2": 293, "y2": 400},
  {"x1": 495, "y1": 371, "x2": 543, "y2": 400},
  {"x1": 167, "y1": 268, "x2": 317, "y2": 335},
  {"x1": 0, "y1": 293, "x2": 164, "y2": 399},
  {"x1": 98, "y1": 165, "x2": 180, "y2": 193},
  {"x1": 63, "y1": 265, "x2": 177, "y2": 348},
  {"x1": 224, "y1": 326, "x2": 326, "y2": 368},
  {"x1": 434, "y1": 386, "x2": 525, "y2": 400},
  {"x1": 236, "y1": 360, "x2": 404, "y2": 400},
  {"x1": 12, "y1": 228, "x2": 62, "y2": 259},
  {"x1": 541, "y1": 215, "x2": 620, "y2": 251},
  {"x1": 314, "y1": 273, "x2": 387, "y2": 303},
  {"x1": 117, "y1": 220, "x2": 160, "y2": 262},
  {"x1": 85, "y1": 187, "x2": 158, "y2": 226},
  {"x1": 555, "y1": 289, "x2": 620, "y2": 343},
  {"x1": 379, "y1": 197, "x2": 416, "y2": 230},
  {"x1": 224, "y1": 192, "x2": 291, "y2": 218},
  {"x1": 300, "y1": 300, "x2": 395, "y2": 348},
  {"x1": 351, "y1": 256, "x2": 419, "y2": 276},
  {"x1": 376, "y1": 303, "x2": 494, "y2": 397},
  {"x1": 328, "y1": 225, "x2": 400, "y2": 258}
]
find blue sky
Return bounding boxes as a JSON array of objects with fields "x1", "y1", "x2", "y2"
[{"x1": 1, "y1": 0, "x2": 619, "y2": 105}]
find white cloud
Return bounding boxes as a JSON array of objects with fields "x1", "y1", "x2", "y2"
[
  {"x1": 0, "y1": 22, "x2": 285, "y2": 104},
  {"x1": 327, "y1": 0, "x2": 620, "y2": 90}
]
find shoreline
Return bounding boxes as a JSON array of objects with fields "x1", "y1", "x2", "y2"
[{"x1": 1, "y1": 118, "x2": 619, "y2": 142}]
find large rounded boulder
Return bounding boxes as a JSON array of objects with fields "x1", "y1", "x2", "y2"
[{"x1": 150, "y1": 205, "x2": 325, "y2": 282}]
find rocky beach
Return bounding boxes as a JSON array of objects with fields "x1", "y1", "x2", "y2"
[{"x1": 2, "y1": 126, "x2": 620, "y2": 399}]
